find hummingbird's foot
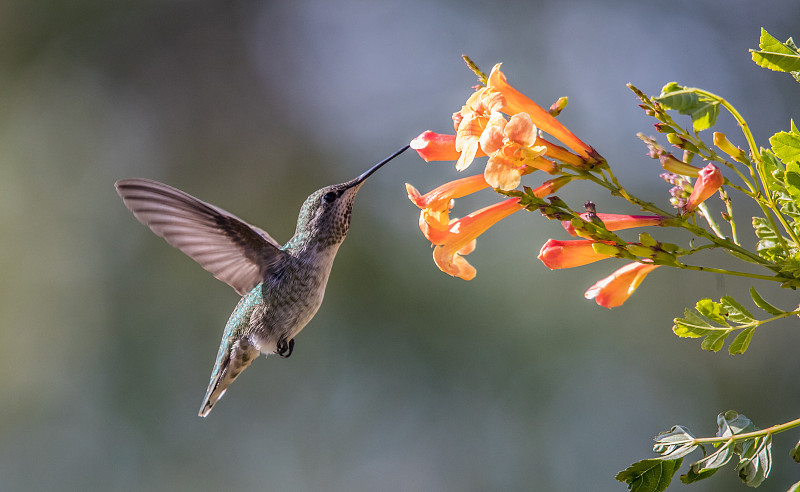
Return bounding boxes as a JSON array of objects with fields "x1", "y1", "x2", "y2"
[{"x1": 276, "y1": 338, "x2": 294, "y2": 358}]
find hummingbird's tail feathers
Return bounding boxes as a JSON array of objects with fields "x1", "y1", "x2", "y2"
[
  {"x1": 198, "y1": 338, "x2": 259, "y2": 417},
  {"x1": 115, "y1": 178, "x2": 285, "y2": 295}
]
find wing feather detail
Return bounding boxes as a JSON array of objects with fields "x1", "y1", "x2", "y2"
[{"x1": 115, "y1": 178, "x2": 284, "y2": 295}]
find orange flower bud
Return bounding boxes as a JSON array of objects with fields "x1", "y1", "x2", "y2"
[
  {"x1": 537, "y1": 239, "x2": 615, "y2": 269},
  {"x1": 584, "y1": 262, "x2": 660, "y2": 308},
  {"x1": 713, "y1": 132, "x2": 747, "y2": 163},
  {"x1": 561, "y1": 213, "x2": 665, "y2": 237},
  {"x1": 659, "y1": 154, "x2": 701, "y2": 177},
  {"x1": 684, "y1": 163, "x2": 723, "y2": 213}
]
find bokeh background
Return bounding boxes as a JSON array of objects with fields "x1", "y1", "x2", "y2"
[{"x1": 2, "y1": 1, "x2": 800, "y2": 491}]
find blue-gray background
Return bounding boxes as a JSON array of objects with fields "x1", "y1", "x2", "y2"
[{"x1": 2, "y1": 1, "x2": 799, "y2": 491}]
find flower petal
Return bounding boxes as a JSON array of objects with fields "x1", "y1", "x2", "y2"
[
  {"x1": 537, "y1": 239, "x2": 614, "y2": 269},
  {"x1": 561, "y1": 213, "x2": 665, "y2": 237},
  {"x1": 684, "y1": 163, "x2": 723, "y2": 213},
  {"x1": 504, "y1": 112, "x2": 537, "y2": 147},
  {"x1": 584, "y1": 262, "x2": 660, "y2": 308},
  {"x1": 487, "y1": 63, "x2": 595, "y2": 161},
  {"x1": 484, "y1": 153, "x2": 522, "y2": 190}
]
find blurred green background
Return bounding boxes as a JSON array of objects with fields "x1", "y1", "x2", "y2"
[{"x1": 2, "y1": 1, "x2": 800, "y2": 491}]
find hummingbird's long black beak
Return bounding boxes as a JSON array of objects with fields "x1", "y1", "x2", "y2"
[{"x1": 352, "y1": 145, "x2": 410, "y2": 186}]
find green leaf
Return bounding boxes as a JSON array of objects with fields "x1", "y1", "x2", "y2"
[
  {"x1": 728, "y1": 327, "x2": 755, "y2": 355},
  {"x1": 616, "y1": 458, "x2": 683, "y2": 492},
  {"x1": 673, "y1": 308, "x2": 713, "y2": 338},
  {"x1": 718, "y1": 410, "x2": 758, "y2": 439},
  {"x1": 749, "y1": 286, "x2": 785, "y2": 315},
  {"x1": 696, "y1": 299, "x2": 729, "y2": 325},
  {"x1": 783, "y1": 161, "x2": 800, "y2": 202},
  {"x1": 688, "y1": 440, "x2": 735, "y2": 474},
  {"x1": 736, "y1": 435, "x2": 772, "y2": 488},
  {"x1": 680, "y1": 466, "x2": 718, "y2": 484},
  {"x1": 752, "y1": 216, "x2": 787, "y2": 261},
  {"x1": 720, "y1": 296, "x2": 756, "y2": 324},
  {"x1": 653, "y1": 426, "x2": 698, "y2": 460},
  {"x1": 700, "y1": 330, "x2": 729, "y2": 352},
  {"x1": 655, "y1": 83, "x2": 719, "y2": 132},
  {"x1": 790, "y1": 438, "x2": 800, "y2": 463},
  {"x1": 673, "y1": 307, "x2": 731, "y2": 352},
  {"x1": 772, "y1": 129, "x2": 800, "y2": 165},
  {"x1": 788, "y1": 480, "x2": 800, "y2": 492},
  {"x1": 751, "y1": 29, "x2": 800, "y2": 73}
]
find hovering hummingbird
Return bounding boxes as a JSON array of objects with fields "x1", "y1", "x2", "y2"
[{"x1": 115, "y1": 145, "x2": 409, "y2": 417}]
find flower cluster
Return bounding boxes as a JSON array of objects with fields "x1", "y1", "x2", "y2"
[
  {"x1": 407, "y1": 61, "x2": 726, "y2": 308},
  {"x1": 407, "y1": 63, "x2": 595, "y2": 280}
]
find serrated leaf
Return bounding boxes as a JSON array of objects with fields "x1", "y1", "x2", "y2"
[
  {"x1": 673, "y1": 308, "x2": 713, "y2": 338},
  {"x1": 750, "y1": 286, "x2": 786, "y2": 315},
  {"x1": 751, "y1": 28, "x2": 800, "y2": 73},
  {"x1": 653, "y1": 426, "x2": 698, "y2": 460},
  {"x1": 736, "y1": 435, "x2": 772, "y2": 488},
  {"x1": 772, "y1": 130, "x2": 800, "y2": 164},
  {"x1": 759, "y1": 28, "x2": 799, "y2": 55},
  {"x1": 783, "y1": 161, "x2": 800, "y2": 202},
  {"x1": 696, "y1": 299, "x2": 729, "y2": 325},
  {"x1": 752, "y1": 217, "x2": 779, "y2": 240},
  {"x1": 655, "y1": 84, "x2": 719, "y2": 132},
  {"x1": 616, "y1": 458, "x2": 683, "y2": 492},
  {"x1": 720, "y1": 296, "x2": 756, "y2": 323},
  {"x1": 700, "y1": 330, "x2": 729, "y2": 352},
  {"x1": 752, "y1": 51, "x2": 800, "y2": 73},
  {"x1": 729, "y1": 327, "x2": 756, "y2": 355}
]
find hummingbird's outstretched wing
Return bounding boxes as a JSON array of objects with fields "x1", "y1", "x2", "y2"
[{"x1": 115, "y1": 178, "x2": 284, "y2": 295}]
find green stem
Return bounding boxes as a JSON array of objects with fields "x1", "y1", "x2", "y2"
[
  {"x1": 693, "y1": 88, "x2": 800, "y2": 247},
  {"x1": 696, "y1": 202, "x2": 725, "y2": 239},
  {"x1": 675, "y1": 262, "x2": 782, "y2": 282},
  {"x1": 582, "y1": 168, "x2": 774, "y2": 268},
  {"x1": 692, "y1": 415, "x2": 800, "y2": 446}
]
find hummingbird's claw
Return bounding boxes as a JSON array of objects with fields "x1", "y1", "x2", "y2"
[{"x1": 276, "y1": 338, "x2": 294, "y2": 358}]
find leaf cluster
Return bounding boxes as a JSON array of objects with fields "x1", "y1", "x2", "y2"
[{"x1": 617, "y1": 411, "x2": 774, "y2": 491}]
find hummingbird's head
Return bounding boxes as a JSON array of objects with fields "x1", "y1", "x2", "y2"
[{"x1": 289, "y1": 145, "x2": 409, "y2": 250}]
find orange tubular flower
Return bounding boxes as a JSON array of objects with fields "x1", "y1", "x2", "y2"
[
  {"x1": 432, "y1": 198, "x2": 523, "y2": 280},
  {"x1": 426, "y1": 177, "x2": 571, "y2": 280},
  {"x1": 406, "y1": 174, "x2": 491, "y2": 243},
  {"x1": 684, "y1": 163, "x2": 723, "y2": 213},
  {"x1": 410, "y1": 131, "x2": 459, "y2": 162},
  {"x1": 562, "y1": 213, "x2": 665, "y2": 237},
  {"x1": 584, "y1": 262, "x2": 660, "y2": 308},
  {"x1": 486, "y1": 64, "x2": 597, "y2": 162},
  {"x1": 537, "y1": 239, "x2": 615, "y2": 269}
]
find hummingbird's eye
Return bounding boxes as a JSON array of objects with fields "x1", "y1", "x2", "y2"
[{"x1": 322, "y1": 191, "x2": 337, "y2": 203}]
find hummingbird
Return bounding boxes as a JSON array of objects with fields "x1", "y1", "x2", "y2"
[{"x1": 115, "y1": 145, "x2": 409, "y2": 417}]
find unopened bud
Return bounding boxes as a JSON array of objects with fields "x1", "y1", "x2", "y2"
[
  {"x1": 638, "y1": 232, "x2": 658, "y2": 248},
  {"x1": 549, "y1": 97, "x2": 568, "y2": 117},
  {"x1": 628, "y1": 244, "x2": 654, "y2": 258},
  {"x1": 713, "y1": 132, "x2": 747, "y2": 163},
  {"x1": 592, "y1": 242, "x2": 622, "y2": 257},
  {"x1": 654, "y1": 123, "x2": 677, "y2": 134},
  {"x1": 659, "y1": 154, "x2": 701, "y2": 177}
]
